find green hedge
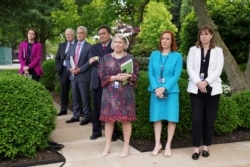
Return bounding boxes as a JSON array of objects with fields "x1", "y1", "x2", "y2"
[
  {"x1": 132, "y1": 71, "x2": 250, "y2": 140},
  {"x1": 40, "y1": 59, "x2": 56, "y2": 90},
  {"x1": 0, "y1": 72, "x2": 57, "y2": 159},
  {"x1": 231, "y1": 90, "x2": 250, "y2": 128}
]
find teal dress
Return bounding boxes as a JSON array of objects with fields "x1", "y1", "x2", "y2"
[{"x1": 148, "y1": 50, "x2": 183, "y2": 123}]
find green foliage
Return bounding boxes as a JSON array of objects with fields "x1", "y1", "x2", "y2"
[
  {"x1": 131, "y1": 1, "x2": 178, "y2": 57},
  {"x1": 214, "y1": 95, "x2": 242, "y2": 135},
  {"x1": 180, "y1": 0, "x2": 250, "y2": 63},
  {"x1": 0, "y1": 69, "x2": 18, "y2": 74},
  {"x1": 208, "y1": 0, "x2": 250, "y2": 64},
  {"x1": 0, "y1": 72, "x2": 57, "y2": 159},
  {"x1": 132, "y1": 71, "x2": 191, "y2": 140},
  {"x1": 179, "y1": 11, "x2": 198, "y2": 56},
  {"x1": 51, "y1": 0, "x2": 80, "y2": 32},
  {"x1": 40, "y1": 59, "x2": 56, "y2": 90},
  {"x1": 176, "y1": 78, "x2": 191, "y2": 138},
  {"x1": 132, "y1": 71, "x2": 152, "y2": 140},
  {"x1": 231, "y1": 90, "x2": 250, "y2": 128}
]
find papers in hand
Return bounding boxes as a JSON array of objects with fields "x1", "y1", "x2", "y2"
[
  {"x1": 70, "y1": 56, "x2": 76, "y2": 69},
  {"x1": 70, "y1": 56, "x2": 76, "y2": 77},
  {"x1": 120, "y1": 59, "x2": 133, "y2": 85}
]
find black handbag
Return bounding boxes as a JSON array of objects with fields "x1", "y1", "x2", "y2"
[{"x1": 206, "y1": 85, "x2": 212, "y2": 93}]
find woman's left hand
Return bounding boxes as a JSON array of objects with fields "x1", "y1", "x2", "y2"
[{"x1": 117, "y1": 73, "x2": 131, "y2": 81}]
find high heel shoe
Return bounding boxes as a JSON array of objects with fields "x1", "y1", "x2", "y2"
[
  {"x1": 151, "y1": 146, "x2": 162, "y2": 156},
  {"x1": 164, "y1": 148, "x2": 172, "y2": 157}
]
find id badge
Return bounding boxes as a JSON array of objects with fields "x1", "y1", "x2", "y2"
[
  {"x1": 200, "y1": 73, "x2": 204, "y2": 80},
  {"x1": 158, "y1": 78, "x2": 165, "y2": 83},
  {"x1": 113, "y1": 81, "x2": 119, "y2": 88}
]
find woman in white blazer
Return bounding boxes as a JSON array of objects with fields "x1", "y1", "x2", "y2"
[{"x1": 186, "y1": 25, "x2": 224, "y2": 160}]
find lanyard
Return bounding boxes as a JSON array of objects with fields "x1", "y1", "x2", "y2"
[{"x1": 160, "y1": 52, "x2": 169, "y2": 78}]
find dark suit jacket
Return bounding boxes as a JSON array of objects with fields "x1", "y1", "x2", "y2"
[
  {"x1": 89, "y1": 42, "x2": 113, "y2": 89},
  {"x1": 55, "y1": 41, "x2": 67, "y2": 75},
  {"x1": 66, "y1": 41, "x2": 92, "y2": 81}
]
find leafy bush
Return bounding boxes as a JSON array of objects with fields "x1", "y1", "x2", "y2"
[
  {"x1": 214, "y1": 95, "x2": 242, "y2": 135},
  {"x1": 132, "y1": 71, "x2": 191, "y2": 140},
  {"x1": 0, "y1": 72, "x2": 57, "y2": 159},
  {"x1": 40, "y1": 59, "x2": 56, "y2": 90},
  {"x1": 176, "y1": 78, "x2": 191, "y2": 138},
  {"x1": 132, "y1": 71, "x2": 152, "y2": 140},
  {"x1": 231, "y1": 90, "x2": 250, "y2": 128}
]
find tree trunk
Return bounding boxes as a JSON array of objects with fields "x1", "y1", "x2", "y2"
[{"x1": 192, "y1": 0, "x2": 250, "y2": 93}]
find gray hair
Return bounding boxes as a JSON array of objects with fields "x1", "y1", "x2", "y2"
[
  {"x1": 111, "y1": 33, "x2": 129, "y2": 50},
  {"x1": 77, "y1": 26, "x2": 88, "y2": 35},
  {"x1": 65, "y1": 28, "x2": 75, "y2": 35}
]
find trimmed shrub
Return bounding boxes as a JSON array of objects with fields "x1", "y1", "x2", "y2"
[
  {"x1": 231, "y1": 90, "x2": 250, "y2": 128},
  {"x1": 40, "y1": 59, "x2": 56, "y2": 90},
  {"x1": 132, "y1": 71, "x2": 152, "y2": 140},
  {"x1": 132, "y1": 71, "x2": 191, "y2": 140},
  {"x1": 214, "y1": 95, "x2": 242, "y2": 135},
  {"x1": 176, "y1": 78, "x2": 191, "y2": 138},
  {"x1": 0, "y1": 72, "x2": 57, "y2": 159}
]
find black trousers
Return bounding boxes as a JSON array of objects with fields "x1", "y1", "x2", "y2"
[
  {"x1": 190, "y1": 93, "x2": 220, "y2": 147},
  {"x1": 28, "y1": 69, "x2": 40, "y2": 81},
  {"x1": 59, "y1": 67, "x2": 70, "y2": 112},
  {"x1": 91, "y1": 85, "x2": 103, "y2": 134}
]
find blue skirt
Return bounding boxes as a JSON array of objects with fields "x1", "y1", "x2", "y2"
[{"x1": 149, "y1": 93, "x2": 179, "y2": 123}]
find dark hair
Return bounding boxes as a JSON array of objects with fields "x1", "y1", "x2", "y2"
[
  {"x1": 98, "y1": 25, "x2": 111, "y2": 34},
  {"x1": 25, "y1": 28, "x2": 39, "y2": 43},
  {"x1": 158, "y1": 30, "x2": 177, "y2": 52},
  {"x1": 196, "y1": 25, "x2": 215, "y2": 49}
]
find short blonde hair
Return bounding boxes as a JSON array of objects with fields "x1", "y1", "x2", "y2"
[{"x1": 111, "y1": 33, "x2": 129, "y2": 50}]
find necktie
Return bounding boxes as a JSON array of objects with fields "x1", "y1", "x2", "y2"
[
  {"x1": 102, "y1": 45, "x2": 107, "y2": 51},
  {"x1": 74, "y1": 43, "x2": 81, "y2": 66}
]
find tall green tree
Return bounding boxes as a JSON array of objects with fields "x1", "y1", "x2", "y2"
[{"x1": 132, "y1": 1, "x2": 177, "y2": 56}]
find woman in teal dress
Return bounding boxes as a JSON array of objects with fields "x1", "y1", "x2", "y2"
[{"x1": 148, "y1": 30, "x2": 183, "y2": 157}]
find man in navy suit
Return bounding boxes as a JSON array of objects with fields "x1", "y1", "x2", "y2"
[
  {"x1": 88, "y1": 25, "x2": 120, "y2": 140},
  {"x1": 65, "y1": 26, "x2": 92, "y2": 125},
  {"x1": 55, "y1": 28, "x2": 75, "y2": 116}
]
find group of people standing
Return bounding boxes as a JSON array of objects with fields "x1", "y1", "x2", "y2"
[{"x1": 18, "y1": 24, "x2": 224, "y2": 160}]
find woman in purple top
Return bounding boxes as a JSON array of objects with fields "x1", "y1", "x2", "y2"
[
  {"x1": 98, "y1": 33, "x2": 139, "y2": 158},
  {"x1": 18, "y1": 28, "x2": 43, "y2": 81}
]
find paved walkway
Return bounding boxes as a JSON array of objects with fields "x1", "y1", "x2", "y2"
[
  {"x1": 1, "y1": 64, "x2": 250, "y2": 167},
  {"x1": 37, "y1": 102, "x2": 250, "y2": 167}
]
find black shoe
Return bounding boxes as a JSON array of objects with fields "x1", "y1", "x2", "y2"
[
  {"x1": 202, "y1": 150, "x2": 209, "y2": 157},
  {"x1": 192, "y1": 152, "x2": 200, "y2": 160},
  {"x1": 57, "y1": 111, "x2": 67, "y2": 116},
  {"x1": 90, "y1": 133, "x2": 102, "y2": 140},
  {"x1": 65, "y1": 117, "x2": 79, "y2": 123},
  {"x1": 80, "y1": 118, "x2": 89, "y2": 125}
]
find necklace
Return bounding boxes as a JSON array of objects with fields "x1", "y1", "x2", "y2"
[{"x1": 112, "y1": 52, "x2": 126, "y2": 59}]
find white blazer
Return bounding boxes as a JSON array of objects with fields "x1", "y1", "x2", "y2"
[{"x1": 186, "y1": 46, "x2": 224, "y2": 96}]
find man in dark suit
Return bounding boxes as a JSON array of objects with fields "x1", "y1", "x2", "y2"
[
  {"x1": 88, "y1": 25, "x2": 120, "y2": 140},
  {"x1": 65, "y1": 26, "x2": 92, "y2": 125},
  {"x1": 55, "y1": 28, "x2": 75, "y2": 116}
]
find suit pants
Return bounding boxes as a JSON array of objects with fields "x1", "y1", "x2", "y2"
[
  {"x1": 190, "y1": 93, "x2": 220, "y2": 147},
  {"x1": 91, "y1": 86, "x2": 102, "y2": 134},
  {"x1": 59, "y1": 67, "x2": 70, "y2": 112},
  {"x1": 71, "y1": 79, "x2": 91, "y2": 119}
]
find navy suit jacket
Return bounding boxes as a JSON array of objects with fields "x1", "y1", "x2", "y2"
[
  {"x1": 66, "y1": 41, "x2": 92, "y2": 81},
  {"x1": 55, "y1": 41, "x2": 67, "y2": 75},
  {"x1": 89, "y1": 42, "x2": 113, "y2": 89}
]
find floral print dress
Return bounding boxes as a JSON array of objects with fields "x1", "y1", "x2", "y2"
[{"x1": 98, "y1": 53, "x2": 139, "y2": 122}]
